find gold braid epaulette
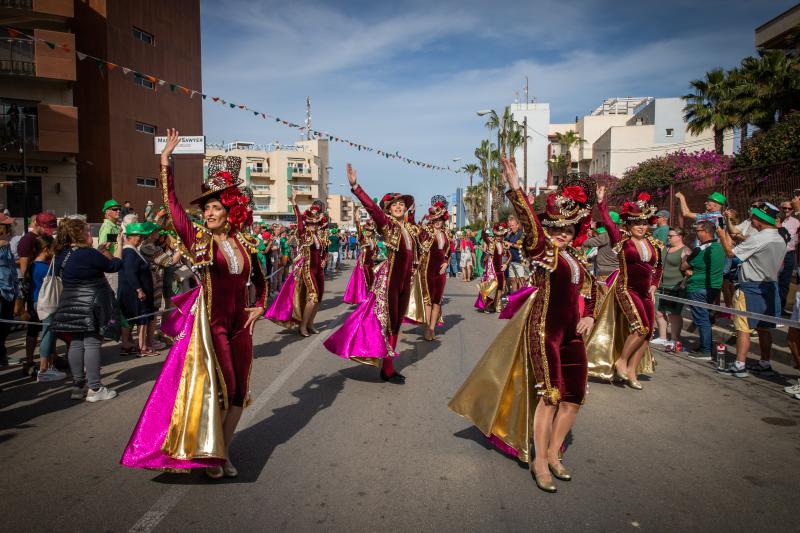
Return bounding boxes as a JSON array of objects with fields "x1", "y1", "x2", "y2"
[
  {"x1": 236, "y1": 232, "x2": 260, "y2": 254},
  {"x1": 528, "y1": 234, "x2": 559, "y2": 272},
  {"x1": 509, "y1": 187, "x2": 539, "y2": 252}
]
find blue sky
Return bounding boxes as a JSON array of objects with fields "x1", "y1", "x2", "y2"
[{"x1": 200, "y1": 0, "x2": 794, "y2": 209}]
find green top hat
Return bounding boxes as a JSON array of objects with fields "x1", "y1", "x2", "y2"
[
  {"x1": 751, "y1": 202, "x2": 778, "y2": 226},
  {"x1": 608, "y1": 210, "x2": 621, "y2": 224},
  {"x1": 102, "y1": 199, "x2": 121, "y2": 212},
  {"x1": 126, "y1": 221, "x2": 159, "y2": 236},
  {"x1": 707, "y1": 192, "x2": 727, "y2": 206}
]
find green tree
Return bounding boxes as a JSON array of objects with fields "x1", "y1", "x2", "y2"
[
  {"x1": 461, "y1": 163, "x2": 479, "y2": 187},
  {"x1": 553, "y1": 130, "x2": 585, "y2": 171},
  {"x1": 682, "y1": 68, "x2": 737, "y2": 154},
  {"x1": 738, "y1": 49, "x2": 800, "y2": 131}
]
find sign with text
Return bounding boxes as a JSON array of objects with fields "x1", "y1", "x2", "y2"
[{"x1": 153, "y1": 136, "x2": 206, "y2": 155}]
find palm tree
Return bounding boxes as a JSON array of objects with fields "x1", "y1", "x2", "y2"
[
  {"x1": 464, "y1": 184, "x2": 486, "y2": 224},
  {"x1": 738, "y1": 50, "x2": 800, "y2": 131},
  {"x1": 506, "y1": 125, "x2": 529, "y2": 167},
  {"x1": 553, "y1": 130, "x2": 585, "y2": 172},
  {"x1": 548, "y1": 154, "x2": 568, "y2": 185},
  {"x1": 461, "y1": 163, "x2": 480, "y2": 187},
  {"x1": 682, "y1": 68, "x2": 738, "y2": 154}
]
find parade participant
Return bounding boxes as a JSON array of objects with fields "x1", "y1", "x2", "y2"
[
  {"x1": 264, "y1": 190, "x2": 325, "y2": 337},
  {"x1": 122, "y1": 129, "x2": 266, "y2": 478},
  {"x1": 449, "y1": 158, "x2": 597, "y2": 494},
  {"x1": 474, "y1": 222, "x2": 510, "y2": 313},
  {"x1": 324, "y1": 163, "x2": 418, "y2": 384},
  {"x1": 418, "y1": 200, "x2": 451, "y2": 340},
  {"x1": 98, "y1": 199, "x2": 122, "y2": 254},
  {"x1": 585, "y1": 187, "x2": 663, "y2": 389},
  {"x1": 343, "y1": 213, "x2": 377, "y2": 305}
]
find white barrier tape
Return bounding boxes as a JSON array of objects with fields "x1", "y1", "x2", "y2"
[{"x1": 656, "y1": 291, "x2": 800, "y2": 329}]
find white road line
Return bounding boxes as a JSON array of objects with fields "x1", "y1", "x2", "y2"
[{"x1": 127, "y1": 317, "x2": 343, "y2": 533}]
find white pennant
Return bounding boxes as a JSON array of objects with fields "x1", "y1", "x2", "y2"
[{"x1": 76, "y1": 52, "x2": 87, "y2": 61}]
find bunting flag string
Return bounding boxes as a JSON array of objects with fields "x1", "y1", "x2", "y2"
[{"x1": 2, "y1": 26, "x2": 458, "y2": 173}]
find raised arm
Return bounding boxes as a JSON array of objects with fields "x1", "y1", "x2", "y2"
[
  {"x1": 160, "y1": 128, "x2": 196, "y2": 248},
  {"x1": 347, "y1": 163, "x2": 389, "y2": 229},
  {"x1": 500, "y1": 157, "x2": 545, "y2": 257},
  {"x1": 291, "y1": 190, "x2": 305, "y2": 234},
  {"x1": 596, "y1": 186, "x2": 621, "y2": 245},
  {"x1": 674, "y1": 192, "x2": 697, "y2": 220}
]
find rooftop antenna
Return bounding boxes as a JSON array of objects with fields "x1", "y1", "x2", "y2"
[
  {"x1": 524, "y1": 75, "x2": 529, "y2": 104},
  {"x1": 305, "y1": 96, "x2": 312, "y2": 141}
]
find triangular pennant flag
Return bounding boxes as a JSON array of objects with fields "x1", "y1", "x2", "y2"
[
  {"x1": 169, "y1": 83, "x2": 177, "y2": 92},
  {"x1": 77, "y1": 52, "x2": 88, "y2": 61},
  {"x1": 212, "y1": 96, "x2": 219, "y2": 102},
  {"x1": 61, "y1": 44, "x2": 71, "y2": 52},
  {"x1": 238, "y1": 104, "x2": 246, "y2": 109},
  {"x1": 180, "y1": 87, "x2": 190, "y2": 96},
  {"x1": 7, "y1": 28, "x2": 20, "y2": 38},
  {"x1": 229, "y1": 103, "x2": 235, "y2": 108},
  {"x1": 45, "y1": 41, "x2": 56, "y2": 49},
  {"x1": 260, "y1": 113, "x2": 266, "y2": 119},
  {"x1": 106, "y1": 62, "x2": 117, "y2": 71},
  {"x1": 201, "y1": 94, "x2": 207, "y2": 99},
  {"x1": 158, "y1": 79, "x2": 166, "y2": 86},
  {"x1": 145, "y1": 75, "x2": 157, "y2": 83},
  {"x1": 253, "y1": 111, "x2": 259, "y2": 116}
]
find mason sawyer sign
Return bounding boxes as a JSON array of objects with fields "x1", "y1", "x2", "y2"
[{"x1": 153, "y1": 136, "x2": 205, "y2": 155}]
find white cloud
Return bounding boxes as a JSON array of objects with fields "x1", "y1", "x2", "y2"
[{"x1": 200, "y1": 0, "x2": 765, "y2": 208}]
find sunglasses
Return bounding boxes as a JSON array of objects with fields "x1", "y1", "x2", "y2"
[
  {"x1": 109, "y1": 207, "x2": 121, "y2": 211},
  {"x1": 781, "y1": 207, "x2": 792, "y2": 210}
]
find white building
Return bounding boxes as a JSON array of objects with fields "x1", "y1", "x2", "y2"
[
  {"x1": 589, "y1": 97, "x2": 734, "y2": 177},
  {"x1": 510, "y1": 102, "x2": 550, "y2": 190}
]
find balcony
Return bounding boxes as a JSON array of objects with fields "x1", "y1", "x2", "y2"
[
  {"x1": 293, "y1": 185, "x2": 313, "y2": 197},
  {"x1": 0, "y1": 0, "x2": 73, "y2": 17},
  {"x1": 250, "y1": 168, "x2": 270, "y2": 177},
  {"x1": 0, "y1": 38, "x2": 34, "y2": 76},
  {"x1": 251, "y1": 185, "x2": 270, "y2": 196},
  {"x1": 254, "y1": 203, "x2": 271, "y2": 212},
  {"x1": 0, "y1": 105, "x2": 37, "y2": 151}
]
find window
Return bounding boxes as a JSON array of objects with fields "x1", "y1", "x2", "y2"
[
  {"x1": 0, "y1": 37, "x2": 34, "y2": 76},
  {"x1": 252, "y1": 162, "x2": 264, "y2": 173},
  {"x1": 134, "y1": 74, "x2": 155, "y2": 89},
  {"x1": 136, "y1": 177, "x2": 157, "y2": 188},
  {"x1": 135, "y1": 122, "x2": 156, "y2": 135},
  {"x1": 665, "y1": 128, "x2": 674, "y2": 137},
  {"x1": 133, "y1": 27, "x2": 155, "y2": 45}
]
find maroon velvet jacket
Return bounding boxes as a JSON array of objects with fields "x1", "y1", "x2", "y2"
[{"x1": 293, "y1": 204, "x2": 325, "y2": 302}]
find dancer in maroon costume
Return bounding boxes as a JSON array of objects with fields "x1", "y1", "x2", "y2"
[
  {"x1": 449, "y1": 158, "x2": 598, "y2": 494},
  {"x1": 596, "y1": 186, "x2": 663, "y2": 389},
  {"x1": 348, "y1": 163, "x2": 418, "y2": 383},
  {"x1": 355, "y1": 215, "x2": 377, "y2": 289},
  {"x1": 161, "y1": 129, "x2": 266, "y2": 478},
  {"x1": 419, "y1": 202, "x2": 451, "y2": 340},
  {"x1": 291, "y1": 190, "x2": 325, "y2": 336}
]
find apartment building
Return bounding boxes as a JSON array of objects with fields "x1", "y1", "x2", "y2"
[
  {"x1": 756, "y1": 3, "x2": 800, "y2": 54},
  {"x1": 0, "y1": 0, "x2": 78, "y2": 217},
  {"x1": 73, "y1": 0, "x2": 202, "y2": 220},
  {"x1": 327, "y1": 194, "x2": 354, "y2": 229},
  {"x1": 205, "y1": 139, "x2": 330, "y2": 224}
]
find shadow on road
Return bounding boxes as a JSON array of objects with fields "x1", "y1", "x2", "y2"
[{"x1": 151, "y1": 371, "x2": 347, "y2": 485}]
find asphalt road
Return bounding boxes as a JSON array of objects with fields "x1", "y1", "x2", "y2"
[{"x1": 2, "y1": 262, "x2": 799, "y2": 532}]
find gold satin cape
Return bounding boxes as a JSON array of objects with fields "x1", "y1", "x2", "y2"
[
  {"x1": 584, "y1": 276, "x2": 655, "y2": 380},
  {"x1": 404, "y1": 269, "x2": 428, "y2": 324},
  {"x1": 161, "y1": 284, "x2": 227, "y2": 461},
  {"x1": 448, "y1": 293, "x2": 536, "y2": 463}
]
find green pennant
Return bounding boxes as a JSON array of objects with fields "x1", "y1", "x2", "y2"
[
  {"x1": 229, "y1": 103, "x2": 236, "y2": 108},
  {"x1": 169, "y1": 83, "x2": 176, "y2": 92},
  {"x1": 201, "y1": 94, "x2": 207, "y2": 99},
  {"x1": 45, "y1": 41, "x2": 56, "y2": 49}
]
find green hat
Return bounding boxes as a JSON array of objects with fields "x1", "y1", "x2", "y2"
[
  {"x1": 609, "y1": 210, "x2": 621, "y2": 224},
  {"x1": 126, "y1": 221, "x2": 158, "y2": 236},
  {"x1": 751, "y1": 202, "x2": 779, "y2": 226},
  {"x1": 596, "y1": 227, "x2": 607, "y2": 234},
  {"x1": 707, "y1": 192, "x2": 727, "y2": 206},
  {"x1": 102, "y1": 199, "x2": 121, "y2": 212}
]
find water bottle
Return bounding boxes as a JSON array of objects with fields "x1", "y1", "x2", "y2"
[{"x1": 716, "y1": 343, "x2": 726, "y2": 370}]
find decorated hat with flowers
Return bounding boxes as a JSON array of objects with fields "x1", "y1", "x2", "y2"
[
  {"x1": 427, "y1": 200, "x2": 449, "y2": 221},
  {"x1": 362, "y1": 218, "x2": 376, "y2": 232},
  {"x1": 621, "y1": 192, "x2": 658, "y2": 222},
  {"x1": 541, "y1": 173, "x2": 597, "y2": 228},
  {"x1": 191, "y1": 155, "x2": 254, "y2": 231},
  {"x1": 492, "y1": 221, "x2": 509, "y2": 236},
  {"x1": 302, "y1": 203, "x2": 325, "y2": 224},
  {"x1": 379, "y1": 192, "x2": 414, "y2": 212}
]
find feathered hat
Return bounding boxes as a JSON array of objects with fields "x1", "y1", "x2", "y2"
[
  {"x1": 621, "y1": 192, "x2": 658, "y2": 223},
  {"x1": 379, "y1": 192, "x2": 414, "y2": 212},
  {"x1": 492, "y1": 221, "x2": 509, "y2": 236},
  {"x1": 191, "y1": 155, "x2": 244, "y2": 205},
  {"x1": 540, "y1": 173, "x2": 597, "y2": 247},
  {"x1": 427, "y1": 200, "x2": 449, "y2": 222}
]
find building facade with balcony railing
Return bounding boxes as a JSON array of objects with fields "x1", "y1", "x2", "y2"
[
  {"x1": 0, "y1": 0, "x2": 78, "y2": 217},
  {"x1": 205, "y1": 138, "x2": 329, "y2": 224}
]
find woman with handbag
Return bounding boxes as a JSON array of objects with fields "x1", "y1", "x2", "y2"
[
  {"x1": 652, "y1": 227, "x2": 689, "y2": 350},
  {"x1": 50, "y1": 218, "x2": 123, "y2": 402},
  {"x1": 29, "y1": 235, "x2": 67, "y2": 381}
]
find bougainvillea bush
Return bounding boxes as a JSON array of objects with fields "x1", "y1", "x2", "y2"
[{"x1": 734, "y1": 111, "x2": 800, "y2": 169}]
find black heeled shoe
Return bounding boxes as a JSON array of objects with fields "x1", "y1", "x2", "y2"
[{"x1": 380, "y1": 370, "x2": 406, "y2": 384}]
